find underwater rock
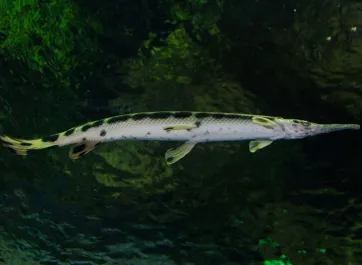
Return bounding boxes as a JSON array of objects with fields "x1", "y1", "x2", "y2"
[
  {"x1": 285, "y1": 0, "x2": 362, "y2": 117},
  {"x1": 93, "y1": 141, "x2": 174, "y2": 204}
]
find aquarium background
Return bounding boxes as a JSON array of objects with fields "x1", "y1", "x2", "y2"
[{"x1": 0, "y1": 0, "x2": 361, "y2": 264}]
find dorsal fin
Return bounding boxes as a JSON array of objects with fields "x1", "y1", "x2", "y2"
[{"x1": 69, "y1": 141, "x2": 100, "y2": 159}]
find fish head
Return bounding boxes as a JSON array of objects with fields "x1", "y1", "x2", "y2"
[
  {"x1": 277, "y1": 118, "x2": 318, "y2": 139},
  {"x1": 276, "y1": 118, "x2": 360, "y2": 139}
]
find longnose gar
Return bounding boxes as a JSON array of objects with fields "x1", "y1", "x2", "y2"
[{"x1": 0, "y1": 111, "x2": 359, "y2": 164}]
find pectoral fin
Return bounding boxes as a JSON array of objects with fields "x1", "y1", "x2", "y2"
[
  {"x1": 69, "y1": 141, "x2": 100, "y2": 159},
  {"x1": 165, "y1": 141, "x2": 197, "y2": 165},
  {"x1": 252, "y1": 116, "x2": 278, "y2": 130},
  {"x1": 163, "y1": 124, "x2": 198, "y2": 131},
  {"x1": 249, "y1": 140, "x2": 273, "y2": 153}
]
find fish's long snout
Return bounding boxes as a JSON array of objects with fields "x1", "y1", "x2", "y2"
[{"x1": 313, "y1": 123, "x2": 360, "y2": 135}]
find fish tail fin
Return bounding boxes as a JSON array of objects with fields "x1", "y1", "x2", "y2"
[{"x1": 0, "y1": 134, "x2": 58, "y2": 156}]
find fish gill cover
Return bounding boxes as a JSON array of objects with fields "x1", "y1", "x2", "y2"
[{"x1": 0, "y1": 0, "x2": 361, "y2": 264}]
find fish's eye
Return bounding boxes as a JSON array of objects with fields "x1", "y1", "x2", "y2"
[{"x1": 302, "y1": 121, "x2": 310, "y2": 126}]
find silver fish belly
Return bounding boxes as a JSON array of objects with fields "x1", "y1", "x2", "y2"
[{"x1": 100, "y1": 114, "x2": 283, "y2": 143}]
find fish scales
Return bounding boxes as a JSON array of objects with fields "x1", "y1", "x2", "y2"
[
  {"x1": 62, "y1": 112, "x2": 280, "y2": 144},
  {"x1": 0, "y1": 111, "x2": 359, "y2": 165}
]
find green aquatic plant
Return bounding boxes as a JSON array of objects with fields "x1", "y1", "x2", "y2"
[
  {"x1": 123, "y1": 24, "x2": 251, "y2": 112},
  {"x1": 165, "y1": 0, "x2": 224, "y2": 41},
  {"x1": 0, "y1": 0, "x2": 100, "y2": 87},
  {"x1": 124, "y1": 27, "x2": 198, "y2": 90},
  {"x1": 122, "y1": 25, "x2": 207, "y2": 111},
  {"x1": 264, "y1": 258, "x2": 293, "y2": 265}
]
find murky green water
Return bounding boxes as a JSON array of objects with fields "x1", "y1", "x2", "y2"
[{"x1": 0, "y1": 0, "x2": 361, "y2": 264}]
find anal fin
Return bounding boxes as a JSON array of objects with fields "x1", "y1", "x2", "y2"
[
  {"x1": 249, "y1": 140, "x2": 273, "y2": 153},
  {"x1": 69, "y1": 141, "x2": 99, "y2": 159},
  {"x1": 165, "y1": 141, "x2": 197, "y2": 165}
]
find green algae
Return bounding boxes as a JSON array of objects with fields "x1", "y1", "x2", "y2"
[
  {"x1": 0, "y1": 0, "x2": 101, "y2": 88},
  {"x1": 167, "y1": 0, "x2": 224, "y2": 40},
  {"x1": 0, "y1": 0, "x2": 361, "y2": 264},
  {"x1": 93, "y1": 142, "x2": 174, "y2": 203},
  {"x1": 124, "y1": 27, "x2": 199, "y2": 90}
]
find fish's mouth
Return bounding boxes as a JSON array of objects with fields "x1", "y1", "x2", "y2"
[
  {"x1": 311, "y1": 123, "x2": 360, "y2": 136},
  {"x1": 283, "y1": 123, "x2": 360, "y2": 139}
]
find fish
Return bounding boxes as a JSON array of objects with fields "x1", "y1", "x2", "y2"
[{"x1": 0, "y1": 111, "x2": 359, "y2": 165}]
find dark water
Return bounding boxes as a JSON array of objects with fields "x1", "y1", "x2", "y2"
[{"x1": 0, "y1": 0, "x2": 361, "y2": 264}]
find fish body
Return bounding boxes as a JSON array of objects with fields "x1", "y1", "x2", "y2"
[
  {"x1": 0, "y1": 111, "x2": 359, "y2": 164},
  {"x1": 58, "y1": 112, "x2": 286, "y2": 144}
]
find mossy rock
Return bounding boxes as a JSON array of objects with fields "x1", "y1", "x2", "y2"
[
  {"x1": 92, "y1": 141, "x2": 174, "y2": 203},
  {"x1": 288, "y1": 0, "x2": 362, "y2": 118},
  {"x1": 0, "y1": 0, "x2": 100, "y2": 87}
]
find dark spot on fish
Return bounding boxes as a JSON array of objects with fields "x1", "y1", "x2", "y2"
[
  {"x1": 20, "y1": 142, "x2": 32, "y2": 146},
  {"x1": 302, "y1": 121, "x2": 310, "y2": 127},
  {"x1": 42, "y1": 134, "x2": 59, "y2": 142},
  {"x1": 166, "y1": 157, "x2": 174, "y2": 163},
  {"x1": 147, "y1": 132, "x2": 151, "y2": 135},
  {"x1": 107, "y1": 115, "x2": 130, "y2": 124},
  {"x1": 132, "y1": 113, "x2": 149, "y2": 120},
  {"x1": 73, "y1": 144, "x2": 86, "y2": 154},
  {"x1": 64, "y1": 128, "x2": 75, "y2": 136},
  {"x1": 92, "y1": 120, "x2": 104, "y2": 127},
  {"x1": 164, "y1": 127, "x2": 174, "y2": 132},
  {"x1": 149, "y1": 112, "x2": 172, "y2": 119},
  {"x1": 279, "y1": 122, "x2": 286, "y2": 132},
  {"x1": 173, "y1": 112, "x2": 192, "y2": 118},
  {"x1": 195, "y1": 121, "x2": 201, "y2": 127},
  {"x1": 293, "y1": 119, "x2": 301, "y2": 124},
  {"x1": 211, "y1": 113, "x2": 227, "y2": 119},
  {"x1": 195, "y1": 112, "x2": 210, "y2": 119},
  {"x1": 81, "y1": 124, "x2": 92, "y2": 132},
  {"x1": 263, "y1": 125, "x2": 275, "y2": 130},
  {"x1": 100, "y1": 130, "x2": 106, "y2": 137}
]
